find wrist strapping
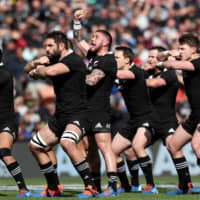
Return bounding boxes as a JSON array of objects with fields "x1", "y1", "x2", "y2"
[
  {"x1": 73, "y1": 20, "x2": 82, "y2": 31},
  {"x1": 31, "y1": 61, "x2": 35, "y2": 68},
  {"x1": 156, "y1": 62, "x2": 164, "y2": 69},
  {"x1": 163, "y1": 51, "x2": 169, "y2": 56},
  {"x1": 33, "y1": 68, "x2": 37, "y2": 75}
]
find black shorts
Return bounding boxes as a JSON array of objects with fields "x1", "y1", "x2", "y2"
[
  {"x1": 111, "y1": 111, "x2": 130, "y2": 139},
  {"x1": 152, "y1": 120, "x2": 178, "y2": 145},
  {"x1": 0, "y1": 120, "x2": 18, "y2": 142},
  {"x1": 182, "y1": 114, "x2": 200, "y2": 135},
  {"x1": 86, "y1": 112, "x2": 111, "y2": 135},
  {"x1": 119, "y1": 112, "x2": 160, "y2": 142},
  {"x1": 48, "y1": 112, "x2": 86, "y2": 138}
]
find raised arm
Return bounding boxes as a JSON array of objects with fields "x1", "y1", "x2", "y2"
[
  {"x1": 117, "y1": 70, "x2": 135, "y2": 79},
  {"x1": 73, "y1": 9, "x2": 90, "y2": 56}
]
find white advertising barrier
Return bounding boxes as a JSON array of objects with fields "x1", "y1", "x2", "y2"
[
  {"x1": 56, "y1": 141, "x2": 200, "y2": 177},
  {"x1": 0, "y1": 141, "x2": 199, "y2": 178},
  {"x1": 0, "y1": 161, "x2": 11, "y2": 177}
]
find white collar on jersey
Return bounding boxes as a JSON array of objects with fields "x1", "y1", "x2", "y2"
[
  {"x1": 130, "y1": 63, "x2": 135, "y2": 68},
  {"x1": 65, "y1": 49, "x2": 73, "y2": 57},
  {"x1": 163, "y1": 68, "x2": 168, "y2": 72},
  {"x1": 99, "y1": 51, "x2": 113, "y2": 56}
]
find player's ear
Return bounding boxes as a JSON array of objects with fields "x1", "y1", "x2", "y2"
[
  {"x1": 102, "y1": 37, "x2": 109, "y2": 48},
  {"x1": 192, "y1": 46, "x2": 197, "y2": 54},
  {"x1": 125, "y1": 57, "x2": 130, "y2": 65},
  {"x1": 59, "y1": 42, "x2": 65, "y2": 50}
]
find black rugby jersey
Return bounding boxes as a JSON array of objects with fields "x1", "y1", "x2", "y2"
[
  {"x1": 147, "y1": 69, "x2": 178, "y2": 122},
  {"x1": 86, "y1": 50, "x2": 117, "y2": 113},
  {"x1": 0, "y1": 63, "x2": 15, "y2": 121},
  {"x1": 51, "y1": 51, "x2": 87, "y2": 115},
  {"x1": 115, "y1": 65, "x2": 153, "y2": 118},
  {"x1": 183, "y1": 57, "x2": 200, "y2": 118}
]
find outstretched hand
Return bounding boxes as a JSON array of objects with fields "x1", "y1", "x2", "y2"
[{"x1": 74, "y1": 8, "x2": 87, "y2": 20}]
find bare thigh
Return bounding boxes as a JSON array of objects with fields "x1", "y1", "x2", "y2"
[
  {"x1": 38, "y1": 124, "x2": 59, "y2": 147},
  {"x1": 169, "y1": 125, "x2": 192, "y2": 152},
  {"x1": 112, "y1": 132, "x2": 132, "y2": 156},
  {"x1": 191, "y1": 124, "x2": 200, "y2": 157},
  {"x1": 132, "y1": 127, "x2": 152, "y2": 149},
  {"x1": 0, "y1": 132, "x2": 13, "y2": 149}
]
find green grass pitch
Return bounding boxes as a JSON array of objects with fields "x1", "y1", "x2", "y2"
[{"x1": 0, "y1": 176, "x2": 200, "y2": 199}]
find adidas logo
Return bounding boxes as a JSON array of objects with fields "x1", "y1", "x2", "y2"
[
  {"x1": 168, "y1": 128, "x2": 175, "y2": 133},
  {"x1": 142, "y1": 122, "x2": 150, "y2": 127},
  {"x1": 73, "y1": 121, "x2": 80, "y2": 126},
  {"x1": 115, "y1": 79, "x2": 120, "y2": 84},
  {"x1": 106, "y1": 123, "x2": 110, "y2": 128},
  {"x1": 3, "y1": 127, "x2": 11, "y2": 132},
  {"x1": 95, "y1": 122, "x2": 103, "y2": 128},
  {"x1": 94, "y1": 60, "x2": 99, "y2": 66}
]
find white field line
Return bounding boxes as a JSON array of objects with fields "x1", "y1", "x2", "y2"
[{"x1": 1, "y1": 183, "x2": 200, "y2": 191}]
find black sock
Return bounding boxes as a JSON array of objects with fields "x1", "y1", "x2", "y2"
[
  {"x1": 107, "y1": 172, "x2": 117, "y2": 192},
  {"x1": 7, "y1": 161, "x2": 27, "y2": 190},
  {"x1": 53, "y1": 164, "x2": 60, "y2": 185},
  {"x1": 186, "y1": 164, "x2": 192, "y2": 184},
  {"x1": 39, "y1": 161, "x2": 58, "y2": 190},
  {"x1": 138, "y1": 156, "x2": 154, "y2": 186},
  {"x1": 173, "y1": 157, "x2": 189, "y2": 191},
  {"x1": 197, "y1": 158, "x2": 200, "y2": 166},
  {"x1": 74, "y1": 159, "x2": 95, "y2": 188},
  {"x1": 91, "y1": 172, "x2": 102, "y2": 193},
  {"x1": 117, "y1": 160, "x2": 131, "y2": 191},
  {"x1": 127, "y1": 159, "x2": 139, "y2": 186}
]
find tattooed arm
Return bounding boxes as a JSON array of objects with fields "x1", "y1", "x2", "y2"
[
  {"x1": 86, "y1": 69, "x2": 105, "y2": 86},
  {"x1": 73, "y1": 9, "x2": 90, "y2": 56}
]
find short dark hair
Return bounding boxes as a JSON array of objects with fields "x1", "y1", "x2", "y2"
[
  {"x1": 115, "y1": 46, "x2": 134, "y2": 64},
  {"x1": 45, "y1": 31, "x2": 69, "y2": 49},
  {"x1": 179, "y1": 33, "x2": 199, "y2": 49},
  {"x1": 96, "y1": 29, "x2": 112, "y2": 50},
  {"x1": 150, "y1": 46, "x2": 166, "y2": 52}
]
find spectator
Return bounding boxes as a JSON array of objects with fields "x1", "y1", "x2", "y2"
[{"x1": 0, "y1": 0, "x2": 197, "y2": 141}]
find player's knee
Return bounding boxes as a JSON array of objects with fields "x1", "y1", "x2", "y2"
[
  {"x1": 132, "y1": 141, "x2": 142, "y2": 153},
  {"x1": 0, "y1": 148, "x2": 11, "y2": 159},
  {"x1": 168, "y1": 142, "x2": 182, "y2": 157},
  {"x1": 29, "y1": 132, "x2": 48, "y2": 150},
  {"x1": 124, "y1": 148, "x2": 136, "y2": 160},
  {"x1": 61, "y1": 130, "x2": 80, "y2": 145},
  {"x1": 167, "y1": 140, "x2": 176, "y2": 153}
]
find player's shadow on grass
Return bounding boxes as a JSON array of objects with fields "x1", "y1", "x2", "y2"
[
  {"x1": 0, "y1": 193, "x2": 7, "y2": 196},
  {"x1": 61, "y1": 190, "x2": 80, "y2": 197}
]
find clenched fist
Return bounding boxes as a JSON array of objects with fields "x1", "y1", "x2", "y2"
[{"x1": 74, "y1": 8, "x2": 87, "y2": 20}]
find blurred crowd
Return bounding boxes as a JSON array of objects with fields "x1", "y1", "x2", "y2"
[{"x1": 0, "y1": 0, "x2": 197, "y2": 140}]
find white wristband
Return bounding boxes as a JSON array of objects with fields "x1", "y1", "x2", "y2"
[
  {"x1": 31, "y1": 61, "x2": 35, "y2": 68},
  {"x1": 73, "y1": 20, "x2": 82, "y2": 31},
  {"x1": 163, "y1": 51, "x2": 169, "y2": 56},
  {"x1": 156, "y1": 62, "x2": 164, "y2": 68},
  {"x1": 33, "y1": 68, "x2": 37, "y2": 74}
]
